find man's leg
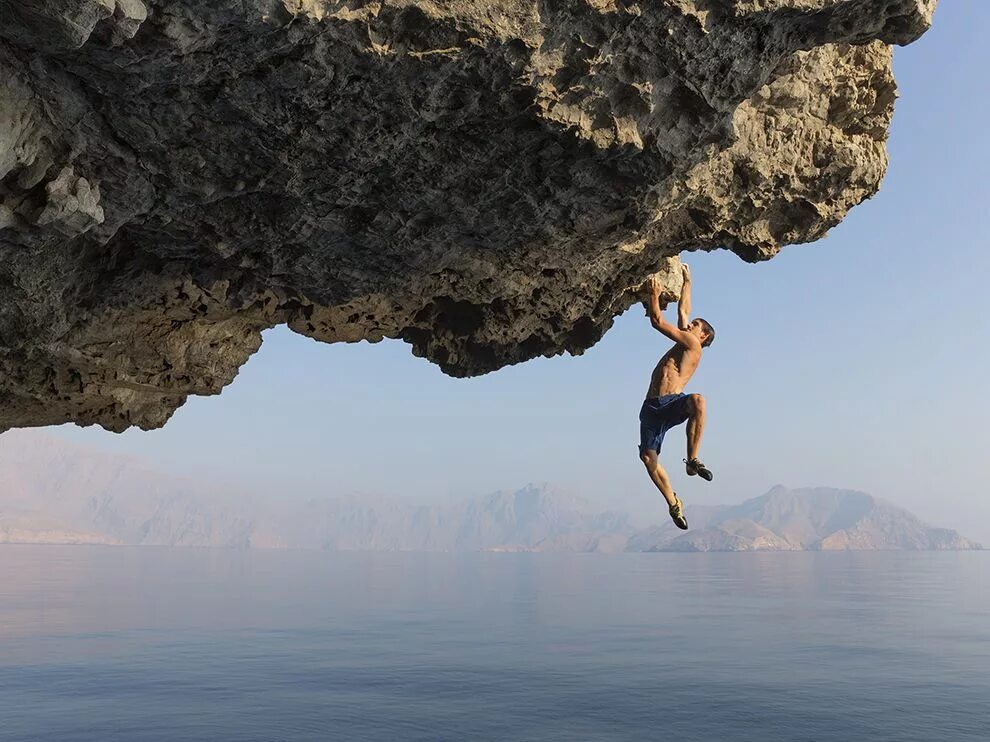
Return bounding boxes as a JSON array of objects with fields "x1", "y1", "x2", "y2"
[
  {"x1": 683, "y1": 393, "x2": 713, "y2": 481},
  {"x1": 639, "y1": 449, "x2": 676, "y2": 507},
  {"x1": 685, "y1": 393, "x2": 706, "y2": 462},
  {"x1": 640, "y1": 448, "x2": 689, "y2": 529}
]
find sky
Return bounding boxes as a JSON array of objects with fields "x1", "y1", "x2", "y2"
[{"x1": 50, "y1": 3, "x2": 990, "y2": 541}]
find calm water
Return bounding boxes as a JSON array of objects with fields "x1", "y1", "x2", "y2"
[{"x1": 0, "y1": 547, "x2": 987, "y2": 741}]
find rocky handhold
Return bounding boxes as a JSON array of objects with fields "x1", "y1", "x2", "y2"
[
  {"x1": 0, "y1": 0, "x2": 938, "y2": 432},
  {"x1": 33, "y1": 167, "x2": 105, "y2": 236}
]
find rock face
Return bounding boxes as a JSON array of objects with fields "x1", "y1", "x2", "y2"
[{"x1": 0, "y1": 0, "x2": 937, "y2": 432}]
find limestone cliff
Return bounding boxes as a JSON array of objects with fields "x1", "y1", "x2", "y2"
[{"x1": 0, "y1": 0, "x2": 937, "y2": 431}]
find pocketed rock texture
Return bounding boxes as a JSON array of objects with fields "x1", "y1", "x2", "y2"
[{"x1": 0, "y1": 0, "x2": 937, "y2": 432}]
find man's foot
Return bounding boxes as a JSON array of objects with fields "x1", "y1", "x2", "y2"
[
  {"x1": 669, "y1": 495, "x2": 689, "y2": 530},
  {"x1": 685, "y1": 457, "x2": 713, "y2": 482}
]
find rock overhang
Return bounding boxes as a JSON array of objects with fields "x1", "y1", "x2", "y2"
[{"x1": 0, "y1": 0, "x2": 937, "y2": 431}]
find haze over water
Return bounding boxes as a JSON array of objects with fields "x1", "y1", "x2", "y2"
[{"x1": 1, "y1": 547, "x2": 987, "y2": 741}]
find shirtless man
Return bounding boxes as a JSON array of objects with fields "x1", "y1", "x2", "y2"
[{"x1": 639, "y1": 264, "x2": 715, "y2": 530}]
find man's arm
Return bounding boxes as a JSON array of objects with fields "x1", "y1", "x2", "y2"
[
  {"x1": 677, "y1": 263, "x2": 691, "y2": 330},
  {"x1": 646, "y1": 275, "x2": 700, "y2": 349}
]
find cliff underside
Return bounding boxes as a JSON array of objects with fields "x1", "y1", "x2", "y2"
[{"x1": 0, "y1": 0, "x2": 937, "y2": 431}]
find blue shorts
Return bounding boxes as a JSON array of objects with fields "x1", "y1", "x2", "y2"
[{"x1": 639, "y1": 394, "x2": 692, "y2": 454}]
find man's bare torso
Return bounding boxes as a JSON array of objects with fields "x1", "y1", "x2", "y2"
[{"x1": 647, "y1": 343, "x2": 701, "y2": 398}]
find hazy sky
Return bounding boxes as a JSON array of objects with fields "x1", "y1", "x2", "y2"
[{"x1": 50, "y1": 4, "x2": 990, "y2": 541}]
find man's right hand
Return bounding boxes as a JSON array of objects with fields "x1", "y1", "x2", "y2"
[
  {"x1": 681, "y1": 263, "x2": 691, "y2": 283},
  {"x1": 648, "y1": 275, "x2": 663, "y2": 297}
]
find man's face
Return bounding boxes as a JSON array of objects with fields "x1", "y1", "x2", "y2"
[{"x1": 688, "y1": 319, "x2": 707, "y2": 342}]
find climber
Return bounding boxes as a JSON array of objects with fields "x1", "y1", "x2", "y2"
[{"x1": 638, "y1": 263, "x2": 715, "y2": 530}]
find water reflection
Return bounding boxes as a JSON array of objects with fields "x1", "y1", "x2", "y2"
[{"x1": 0, "y1": 547, "x2": 987, "y2": 741}]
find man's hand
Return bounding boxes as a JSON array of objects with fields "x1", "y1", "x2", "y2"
[
  {"x1": 645, "y1": 261, "x2": 700, "y2": 349},
  {"x1": 648, "y1": 275, "x2": 663, "y2": 297}
]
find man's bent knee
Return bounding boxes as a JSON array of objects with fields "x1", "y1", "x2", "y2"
[
  {"x1": 639, "y1": 449, "x2": 657, "y2": 467},
  {"x1": 689, "y1": 393, "x2": 705, "y2": 413}
]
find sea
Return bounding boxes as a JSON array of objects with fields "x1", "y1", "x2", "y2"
[{"x1": 0, "y1": 546, "x2": 986, "y2": 741}]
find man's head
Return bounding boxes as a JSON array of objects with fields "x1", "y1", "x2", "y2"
[{"x1": 689, "y1": 318, "x2": 715, "y2": 348}]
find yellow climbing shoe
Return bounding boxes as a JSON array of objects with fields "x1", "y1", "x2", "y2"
[{"x1": 669, "y1": 495, "x2": 689, "y2": 530}]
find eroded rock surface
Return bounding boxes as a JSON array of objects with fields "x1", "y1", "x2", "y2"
[{"x1": 0, "y1": 0, "x2": 937, "y2": 431}]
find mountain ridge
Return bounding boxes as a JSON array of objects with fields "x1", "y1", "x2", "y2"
[{"x1": 0, "y1": 432, "x2": 980, "y2": 552}]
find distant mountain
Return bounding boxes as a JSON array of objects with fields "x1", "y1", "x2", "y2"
[
  {"x1": 0, "y1": 431, "x2": 632, "y2": 551},
  {"x1": 628, "y1": 486, "x2": 981, "y2": 552},
  {"x1": 0, "y1": 431, "x2": 261, "y2": 547},
  {"x1": 257, "y1": 487, "x2": 633, "y2": 552},
  {"x1": 0, "y1": 432, "x2": 980, "y2": 552}
]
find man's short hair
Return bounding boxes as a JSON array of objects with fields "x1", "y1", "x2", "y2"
[{"x1": 697, "y1": 318, "x2": 715, "y2": 348}]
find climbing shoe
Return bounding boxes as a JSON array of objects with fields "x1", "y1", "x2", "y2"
[
  {"x1": 669, "y1": 495, "x2": 689, "y2": 530},
  {"x1": 685, "y1": 457, "x2": 713, "y2": 482}
]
